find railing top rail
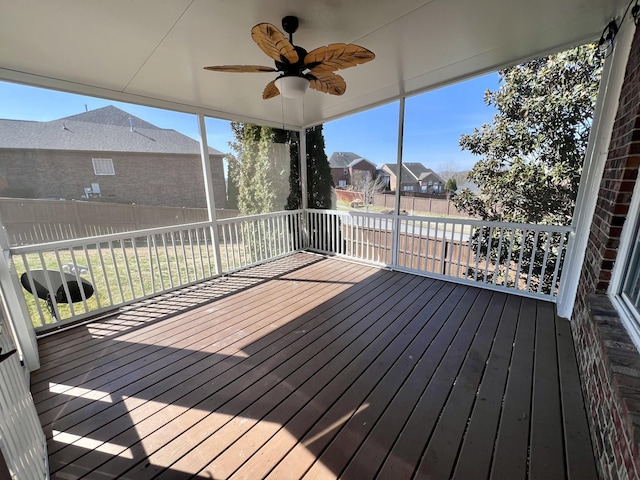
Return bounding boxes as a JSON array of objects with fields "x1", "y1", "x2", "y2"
[
  {"x1": 10, "y1": 220, "x2": 216, "y2": 254},
  {"x1": 305, "y1": 209, "x2": 574, "y2": 233},
  {"x1": 216, "y1": 209, "x2": 303, "y2": 224},
  {"x1": 10, "y1": 210, "x2": 305, "y2": 254}
]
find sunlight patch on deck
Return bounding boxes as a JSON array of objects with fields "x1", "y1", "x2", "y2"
[
  {"x1": 52, "y1": 430, "x2": 133, "y2": 459},
  {"x1": 49, "y1": 383, "x2": 113, "y2": 402}
]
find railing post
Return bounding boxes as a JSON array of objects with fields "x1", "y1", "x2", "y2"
[
  {"x1": 0, "y1": 225, "x2": 39, "y2": 371},
  {"x1": 197, "y1": 114, "x2": 223, "y2": 275}
]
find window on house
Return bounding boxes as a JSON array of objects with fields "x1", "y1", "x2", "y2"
[
  {"x1": 622, "y1": 224, "x2": 640, "y2": 314},
  {"x1": 403, "y1": 185, "x2": 414, "y2": 191},
  {"x1": 92, "y1": 158, "x2": 115, "y2": 175},
  {"x1": 338, "y1": 180, "x2": 347, "y2": 187}
]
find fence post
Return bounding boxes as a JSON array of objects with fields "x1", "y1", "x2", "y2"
[
  {"x1": 0, "y1": 225, "x2": 39, "y2": 372},
  {"x1": 71, "y1": 200, "x2": 83, "y2": 238}
]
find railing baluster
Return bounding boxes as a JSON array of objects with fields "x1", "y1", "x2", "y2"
[
  {"x1": 474, "y1": 226, "x2": 483, "y2": 282},
  {"x1": 131, "y1": 236, "x2": 145, "y2": 298},
  {"x1": 162, "y1": 232, "x2": 173, "y2": 289},
  {"x1": 493, "y1": 227, "x2": 505, "y2": 285},
  {"x1": 69, "y1": 247, "x2": 90, "y2": 314},
  {"x1": 54, "y1": 250, "x2": 75, "y2": 318},
  {"x1": 167, "y1": 231, "x2": 179, "y2": 286},
  {"x1": 83, "y1": 244, "x2": 101, "y2": 310},
  {"x1": 525, "y1": 230, "x2": 540, "y2": 293},
  {"x1": 147, "y1": 235, "x2": 156, "y2": 294},
  {"x1": 21, "y1": 254, "x2": 46, "y2": 325},
  {"x1": 550, "y1": 231, "x2": 567, "y2": 296},
  {"x1": 233, "y1": 222, "x2": 241, "y2": 268},
  {"x1": 188, "y1": 229, "x2": 198, "y2": 280},
  {"x1": 514, "y1": 228, "x2": 526, "y2": 291},
  {"x1": 121, "y1": 238, "x2": 135, "y2": 299},
  {"x1": 537, "y1": 231, "x2": 552, "y2": 294}
]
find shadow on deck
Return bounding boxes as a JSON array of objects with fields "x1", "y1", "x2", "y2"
[{"x1": 31, "y1": 252, "x2": 597, "y2": 480}]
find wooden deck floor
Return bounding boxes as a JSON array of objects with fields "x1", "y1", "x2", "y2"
[{"x1": 32, "y1": 253, "x2": 597, "y2": 480}]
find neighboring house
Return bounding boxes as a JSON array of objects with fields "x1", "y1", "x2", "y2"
[
  {"x1": 381, "y1": 162, "x2": 444, "y2": 193},
  {"x1": 328, "y1": 152, "x2": 377, "y2": 188},
  {"x1": 0, "y1": 106, "x2": 227, "y2": 208}
]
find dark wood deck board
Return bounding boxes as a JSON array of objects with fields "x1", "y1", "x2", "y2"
[
  {"x1": 530, "y1": 300, "x2": 565, "y2": 480},
  {"x1": 31, "y1": 253, "x2": 596, "y2": 480},
  {"x1": 451, "y1": 294, "x2": 522, "y2": 480},
  {"x1": 556, "y1": 317, "x2": 599, "y2": 479}
]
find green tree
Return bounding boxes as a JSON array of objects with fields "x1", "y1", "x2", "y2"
[
  {"x1": 286, "y1": 124, "x2": 334, "y2": 210},
  {"x1": 453, "y1": 44, "x2": 602, "y2": 292},
  {"x1": 445, "y1": 178, "x2": 457, "y2": 194},
  {"x1": 454, "y1": 44, "x2": 602, "y2": 225},
  {"x1": 228, "y1": 122, "x2": 290, "y2": 215}
]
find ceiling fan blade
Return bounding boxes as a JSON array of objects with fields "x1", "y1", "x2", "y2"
[
  {"x1": 263, "y1": 79, "x2": 280, "y2": 99},
  {"x1": 251, "y1": 23, "x2": 299, "y2": 64},
  {"x1": 305, "y1": 43, "x2": 375, "y2": 72},
  {"x1": 308, "y1": 71, "x2": 347, "y2": 96},
  {"x1": 204, "y1": 65, "x2": 277, "y2": 73}
]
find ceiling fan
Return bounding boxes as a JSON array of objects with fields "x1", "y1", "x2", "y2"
[{"x1": 204, "y1": 16, "x2": 375, "y2": 99}]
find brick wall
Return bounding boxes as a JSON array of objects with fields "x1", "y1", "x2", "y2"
[
  {"x1": 571, "y1": 25, "x2": 640, "y2": 480},
  {"x1": 0, "y1": 149, "x2": 227, "y2": 209}
]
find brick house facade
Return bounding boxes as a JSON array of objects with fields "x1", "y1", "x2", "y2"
[
  {"x1": 571, "y1": 24, "x2": 640, "y2": 480},
  {"x1": 328, "y1": 152, "x2": 377, "y2": 188},
  {"x1": 0, "y1": 106, "x2": 227, "y2": 208}
]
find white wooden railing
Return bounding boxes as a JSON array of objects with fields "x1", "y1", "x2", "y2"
[
  {"x1": 10, "y1": 211, "x2": 303, "y2": 331},
  {"x1": 217, "y1": 210, "x2": 304, "y2": 273},
  {"x1": 306, "y1": 209, "x2": 572, "y2": 301},
  {"x1": 0, "y1": 314, "x2": 47, "y2": 479}
]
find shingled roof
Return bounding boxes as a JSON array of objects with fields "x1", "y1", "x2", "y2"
[
  {"x1": 0, "y1": 105, "x2": 224, "y2": 155},
  {"x1": 328, "y1": 152, "x2": 376, "y2": 168},
  {"x1": 381, "y1": 162, "x2": 441, "y2": 182}
]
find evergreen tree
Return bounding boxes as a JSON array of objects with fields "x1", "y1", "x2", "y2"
[{"x1": 286, "y1": 124, "x2": 334, "y2": 210}]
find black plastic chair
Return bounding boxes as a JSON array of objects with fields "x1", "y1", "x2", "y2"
[{"x1": 20, "y1": 270, "x2": 94, "y2": 321}]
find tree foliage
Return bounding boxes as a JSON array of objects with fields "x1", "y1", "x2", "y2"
[
  {"x1": 445, "y1": 178, "x2": 458, "y2": 193},
  {"x1": 453, "y1": 44, "x2": 602, "y2": 225},
  {"x1": 228, "y1": 122, "x2": 291, "y2": 215},
  {"x1": 452, "y1": 44, "x2": 602, "y2": 293},
  {"x1": 286, "y1": 124, "x2": 334, "y2": 210}
]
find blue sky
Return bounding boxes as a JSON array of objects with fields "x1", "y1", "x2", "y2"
[{"x1": 0, "y1": 73, "x2": 499, "y2": 172}]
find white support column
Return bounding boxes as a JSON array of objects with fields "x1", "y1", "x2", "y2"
[
  {"x1": 391, "y1": 97, "x2": 406, "y2": 269},
  {"x1": 299, "y1": 128, "x2": 309, "y2": 248},
  {"x1": 0, "y1": 226, "x2": 39, "y2": 371},
  {"x1": 556, "y1": 20, "x2": 636, "y2": 318},
  {"x1": 300, "y1": 128, "x2": 308, "y2": 211},
  {"x1": 197, "y1": 114, "x2": 223, "y2": 275}
]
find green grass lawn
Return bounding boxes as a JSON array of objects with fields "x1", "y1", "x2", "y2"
[{"x1": 14, "y1": 242, "x2": 254, "y2": 328}]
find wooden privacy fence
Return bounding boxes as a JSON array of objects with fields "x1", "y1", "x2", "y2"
[
  {"x1": 0, "y1": 198, "x2": 239, "y2": 246},
  {"x1": 373, "y1": 193, "x2": 468, "y2": 216},
  {"x1": 334, "y1": 190, "x2": 470, "y2": 217}
]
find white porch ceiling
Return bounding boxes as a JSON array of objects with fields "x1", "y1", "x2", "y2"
[{"x1": 0, "y1": 0, "x2": 628, "y2": 129}]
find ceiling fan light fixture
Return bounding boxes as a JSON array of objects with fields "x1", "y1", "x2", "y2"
[{"x1": 275, "y1": 76, "x2": 310, "y2": 98}]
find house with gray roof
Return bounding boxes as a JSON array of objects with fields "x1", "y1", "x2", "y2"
[
  {"x1": 380, "y1": 162, "x2": 444, "y2": 193},
  {"x1": 328, "y1": 152, "x2": 377, "y2": 188},
  {"x1": 0, "y1": 106, "x2": 226, "y2": 208}
]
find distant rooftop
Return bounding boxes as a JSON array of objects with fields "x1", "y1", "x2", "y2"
[
  {"x1": 328, "y1": 152, "x2": 376, "y2": 169},
  {"x1": 0, "y1": 105, "x2": 224, "y2": 155}
]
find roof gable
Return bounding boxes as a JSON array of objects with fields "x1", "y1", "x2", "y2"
[{"x1": 328, "y1": 152, "x2": 362, "y2": 168}]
